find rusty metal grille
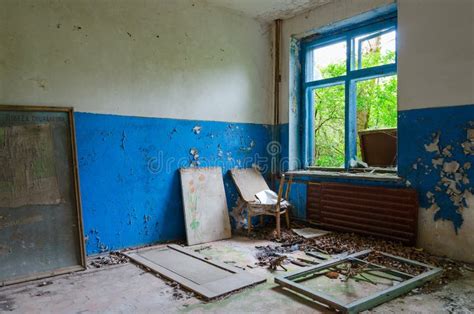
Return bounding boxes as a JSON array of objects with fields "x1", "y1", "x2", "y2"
[{"x1": 306, "y1": 182, "x2": 418, "y2": 245}]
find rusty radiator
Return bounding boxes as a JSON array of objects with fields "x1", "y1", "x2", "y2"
[{"x1": 306, "y1": 182, "x2": 418, "y2": 245}]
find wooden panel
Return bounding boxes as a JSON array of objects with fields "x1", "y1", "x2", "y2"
[
  {"x1": 306, "y1": 182, "x2": 418, "y2": 245},
  {"x1": 124, "y1": 244, "x2": 266, "y2": 300},
  {"x1": 180, "y1": 167, "x2": 231, "y2": 246},
  {"x1": 0, "y1": 105, "x2": 85, "y2": 286},
  {"x1": 230, "y1": 168, "x2": 270, "y2": 203}
]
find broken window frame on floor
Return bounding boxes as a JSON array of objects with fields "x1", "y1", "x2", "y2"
[{"x1": 275, "y1": 249, "x2": 442, "y2": 313}]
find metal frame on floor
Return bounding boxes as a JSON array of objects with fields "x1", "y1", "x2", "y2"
[{"x1": 274, "y1": 250, "x2": 442, "y2": 314}]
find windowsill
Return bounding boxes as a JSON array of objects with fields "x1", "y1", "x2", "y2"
[{"x1": 285, "y1": 168, "x2": 403, "y2": 182}]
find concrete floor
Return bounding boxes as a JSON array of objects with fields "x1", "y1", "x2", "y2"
[{"x1": 1, "y1": 237, "x2": 473, "y2": 313}]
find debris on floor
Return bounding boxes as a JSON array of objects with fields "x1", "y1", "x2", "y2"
[
  {"x1": 440, "y1": 289, "x2": 474, "y2": 313},
  {"x1": 193, "y1": 245, "x2": 211, "y2": 252},
  {"x1": 324, "y1": 271, "x2": 340, "y2": 279},
  {"x1": 166, "y1": 281, "x2": 195, "y2": 301},
  {"x1": 250, "y1": 225, "x2": 468, "y2": 293},
  {"x1": 269, "y1": 256, "x2": 287, "y2": 271},
  {"x1": 89, "y1": 251, "x2": 129, "y2": 268},
  {"x1": 37, "y1": 280, "x2": 53, "y2": 287},
  {"x1": 291, "y1": 227, "x2": 331, "y2": 239},
  {"x1": 255, "y1": 244, "x2": 299, "y2": 270}
]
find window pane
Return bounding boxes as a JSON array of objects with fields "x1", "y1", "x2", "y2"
[
  {"x1": 356, "y1": 75, "x2": 398, "y2": 166},
  {"x1": 310, "y1": 41, "x2": 346, "y2": 81},
  {"x1": 355, "y1": 30, "x2": 396, "y2": 69},
  {"x1": 313, "y1": 84, "x2": 345, "y2": 167}
]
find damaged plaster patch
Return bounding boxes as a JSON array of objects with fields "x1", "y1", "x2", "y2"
[
  {"x1": 192, "y1": 125, "x2": 201, "y2": 134},
  {"x1": 461, "y1": 127, "x2": 474, "y2": 155},
  {"x1": 424, "y1": 132, "x2": 440, "y2": 153},
  {"x1": 240, "y1": 139, "x2": 256, "y2": 152},
  {"x1": 431, "y1": 158, "x2": 444, "y2": 169},
  {"x1": 189, "y1": 148, "x2": 200, "y2": 167},
  {"x1": 217, "y1": 145, "x2": 224, "y2": 158},
  {"x1": 230, "y1": 200, "x2": 246, "y2": 230},
  {"x1": 29, "y1": 77, "x2": 47, "y2": 90},
  {"x1": 120, "y1": 131, "x2": 126, "y2": 150},
  {"x1": 443, "y1": 161, "x2": 460, "y2": 174},
  {"x1": 418, "y1": 124, "x2": 474, "y2": 233}
]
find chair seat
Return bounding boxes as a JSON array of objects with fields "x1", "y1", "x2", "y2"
[{"x1": 247, "y1": 203, "x2": 287, "y2": 215}]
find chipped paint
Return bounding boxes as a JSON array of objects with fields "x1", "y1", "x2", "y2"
[
  {"x1": 424, "y1": 132, "x2": 440, "y2": 153},
  {"x1": 399, "y1": 105, "x2": 474, "y2": 241},
  {"x1": 192, "y1": 125, "x2": 202, "y2": 134},
  {"x1": 75, "y1": 112, "x2": 272, "y2": 254}
]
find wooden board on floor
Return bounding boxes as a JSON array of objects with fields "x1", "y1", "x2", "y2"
[
  {"x1": 180, "y1": 167, "x2": 231, "y2": 245},
  {"x1": 124, "y1": 244, "x2": 266, "y2": 300}
]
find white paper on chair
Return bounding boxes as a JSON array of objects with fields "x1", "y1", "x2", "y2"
[{"x1": 254, "y1": 190, "x2": 289, "y2": 208}]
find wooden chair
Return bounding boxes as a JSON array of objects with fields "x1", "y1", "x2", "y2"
[{"x1": 230, "y1": 168, "x2": 293, "y2": 238}]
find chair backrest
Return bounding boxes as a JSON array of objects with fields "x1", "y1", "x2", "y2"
[{"x1": 230, "y1": 168, "x2": 270, "y2": 203}]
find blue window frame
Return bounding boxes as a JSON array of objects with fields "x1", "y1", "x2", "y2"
[{"x1": 300, "y1": 12, "x2": 397, "y2": 169}]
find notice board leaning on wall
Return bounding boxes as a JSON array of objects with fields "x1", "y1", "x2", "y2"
[{"x1": 0, "y1": 105, "x2": 85, "y2": 286}]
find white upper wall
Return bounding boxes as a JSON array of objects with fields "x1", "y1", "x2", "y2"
[
  {"x1": 279, "y1": 0, "x2": 395, "y2": 124},
  {"x1": 0, "y1": 0, "x2": 273, "y2": 124},
  {"x1": 398, "y1": 0, "x2": 474, "y2": 111}
]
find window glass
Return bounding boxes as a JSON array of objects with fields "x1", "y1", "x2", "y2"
[
  {"x1": 310, "y1": 41, "x2": 346, "y2": 81},
  {"x1": 356, "y1": 75, "x2": 398, "y2": 161},
  {"x1": 313, "y1": 84, "x2": 345, "y2": 167},
  {"x1": 354, "y1": 30, "x2": 396, "y2": 69}
]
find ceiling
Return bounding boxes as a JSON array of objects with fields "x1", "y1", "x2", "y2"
[{"x1": 204, "y1": 0, "x2": 332, "y2": 22}]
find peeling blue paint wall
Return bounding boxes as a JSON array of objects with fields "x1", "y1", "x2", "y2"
[
  {"x1": 74, "y1": 104, "x2": 473, "y2": 255},
  {"x1": 75, "y1": 112, "x2": 272, "y2": 255},
  {"x1": 398, "y1": 104, "x2": 474, "y2": 232}
]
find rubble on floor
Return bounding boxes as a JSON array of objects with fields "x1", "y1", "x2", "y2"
[
  {"x1": 88, "y1": 251, "x2": 129, "y2": 268},
  {"x1": 165, "y1": 281, "x2": 195, "y2": 301},
  {"x1": 255, "y1": 244, "x2": 299, "y2": 270},
  {"x1": 440, "y1": 289, "x2": 474, "y2": 313},
  {"x1": 249, "y1": 225, "x2": 470, "y2": 293}
]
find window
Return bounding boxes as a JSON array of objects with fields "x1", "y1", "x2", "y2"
[{"x1": 301, "y1": 15, "x2": 397, "y2": 169}]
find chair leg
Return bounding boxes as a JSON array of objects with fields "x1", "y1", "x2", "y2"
[
  {"x1": 285, "y1": 210, "x2": 290, "y2": 229},
  {"x1": 248, "y1": 212, "x2": 252, "y2": 235},
  {"x1": 276, "y1": 211, "x2": 281, "y2": 238}
]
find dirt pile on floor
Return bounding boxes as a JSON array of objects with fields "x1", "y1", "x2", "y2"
[{"x1": 89, "y1": 251, "x2": 129, "y2": 268}]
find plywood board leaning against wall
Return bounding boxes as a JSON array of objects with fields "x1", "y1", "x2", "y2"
[
  {"x1": 180, "y1": 167, "x2": 231, "y2": 245},
  {"x1": 0, "y1": 105, "x2": 85, "y2": 286}
]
